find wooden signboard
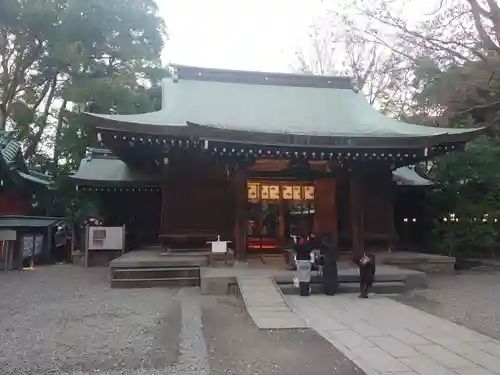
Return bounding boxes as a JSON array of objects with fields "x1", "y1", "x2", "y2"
[
  {"x1": 247, "y1": 181, "x2": 315, "y2": 202},
  {"x1": 269, "y1": 185, "x2": 280, "y2": 200},
  {"x1": 282, "y1": 185, "x2": 293, "y2": 200},
  {"x1": 304, "y1": 186, "x2": 315, "y2": 200},
  {"x1": 248, "y1": 182, "x2": 259, "y2": 202}
]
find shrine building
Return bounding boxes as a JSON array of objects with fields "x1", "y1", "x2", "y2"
[{"x1": 71, "y1": 65, "x2": 483, "y2": 261}]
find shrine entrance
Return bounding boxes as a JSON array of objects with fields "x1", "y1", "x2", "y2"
[{"x1": 246, "y1": 180, "x2": 316, "y2": 254}]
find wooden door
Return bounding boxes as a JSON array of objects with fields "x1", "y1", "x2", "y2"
[{"x1": 313, "y1": 179, "x2": 337, "y2": 237}]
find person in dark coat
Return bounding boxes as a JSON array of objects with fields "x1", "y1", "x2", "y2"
[
  {"x1": 353, "y1": 250, "x2": 376, "y2": 298},
  {"x1": 320, "y1": 233, "x2": 339, "y2": 295}
]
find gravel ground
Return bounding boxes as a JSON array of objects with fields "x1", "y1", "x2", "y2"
[
  {"x1": 201, "y1": 296, "x2": 363, "y2": 375},
  {"x1": 0, "y1": 265, "x2": 362, "y2": 375},
  {"x1": 394, "y1": 267, "x2": 500, "y2": 340},
  {"x1": 0, "y1": 265, "x2": 181, "y2": 375}
]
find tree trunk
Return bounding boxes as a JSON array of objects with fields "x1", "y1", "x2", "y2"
[
  {"x1": 0, "y1": 104, "x2": 6, "y2": 130},
  {"x1": 24, "y1": 74, "x2": 58, "y2": 159},
  {"x1": 53, "y1": 99, "x2": 68, "y2": 171}
]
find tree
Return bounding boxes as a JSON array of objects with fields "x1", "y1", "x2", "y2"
[
  {"x1": 294, "y1": 14, "x2": 415, "y2": 115},
  {"x1": 0, "y1": 0, "x2": 167, "y2": 217},
  {"x1": 0, "y1": 0, "x2": 166, "y2": 166},
  {"x1": 325, "y1": 0, "x2": 500, "y2": 256}
]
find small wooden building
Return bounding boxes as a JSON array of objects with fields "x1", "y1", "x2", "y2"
[
  {"x1": 0, "y1": 132, "x2": 55, "y2": 269},
  {"x1": 72, "y1": 65, "x2": 482, "y2": 259},
  {"x1": 0, "y1": 131, "x2": 53, "y2": 214}
]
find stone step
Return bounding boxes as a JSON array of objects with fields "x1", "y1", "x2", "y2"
[
  {"x1": 160, "y1": 248, "x2": 210, "y2": 255},
  {"x1": 111, "y1": 256, "x2": 209, "y2": 268},
  {"x1": 111, "y1": 267, "x2": 200, "y2": 280},
  {"x1": 111, "y1": 277, "x2": 200, "y2": 288},
  {"x1": 279, "y1": 281, "x2": 407, "y2": 295},
  {"x1": 273, "y1": 273, "x2": 407, "y2": 284}
]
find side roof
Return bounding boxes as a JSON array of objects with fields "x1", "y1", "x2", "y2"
[
  {"x1": 0, "y1": 132, "x2": 53, "y2": 189},
  {"x1": 71, "y1": 148, "x2": 431, "y2": 187},
  {"x1": 82, "y1": 64, "x2": 483, "y2": 148},
  {"x1": 71, "y1": 148, "x2": 159, "y2": 185}
]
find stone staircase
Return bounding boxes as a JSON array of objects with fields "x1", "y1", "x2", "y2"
[
  {"x1": 277, "y1": 272, "x2": 408, "y2": 295},
  {"x1": 111, "y1": 266, "x2": 201, "y2": 288},
  {"x1": 109, "y1": 247, "x2": 209, "y2": 288}
]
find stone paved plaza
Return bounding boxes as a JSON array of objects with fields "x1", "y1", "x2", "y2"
[
  {"x1": 0, "y1": 265, "x2": 360, "y2": 375},
  {"x1": 288, "y1": 293, "x2": 500, "y2": 375},
  {"x1": 395, "y1": 269, "x2": 500, "y2": 341},
  {"x1": 4, "y1": 264, "x2": 500, "y2": 375}
]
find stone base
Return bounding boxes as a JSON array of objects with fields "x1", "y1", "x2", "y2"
[
  {"x1": 86, "y1": 250, "x2": 123, "y2": 267},
  {"x1": 72, "y1": 251, "x2": 85, "y2": 266},
  {"x1": 200, "y1": 264, "x2": 427, "y2": 295},
  {"x1": 208, "y1": 249, "x2": 235, "y2": 267},
  {"x1": 379, "y1": 251, "x2": 455, "y2": 274}
]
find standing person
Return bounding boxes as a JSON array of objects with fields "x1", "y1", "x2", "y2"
[
  {"x1": 294, "y1": 233, "x2": 313, "y2": 296},
  {"x1": 353, "y1": 249, "x2": 376, "y2": 298},
  {"x1": 320, "y1": 233, "x2": 339, "y2": 295},
  {"x1": 54, "y1": 225, "x2": 67, "y2": 264}
]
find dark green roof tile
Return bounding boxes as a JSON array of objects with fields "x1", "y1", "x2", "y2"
[{"x1": 82, "y1": 65, "x2": 484, "y2": 147}]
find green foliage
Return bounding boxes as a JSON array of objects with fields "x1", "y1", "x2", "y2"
[
  {"x1": 426, "y1": 135, "x2": 500, "y2": 258},
  {"x1": 410, "y1": 54, "x2": 500, "y2": 258},
  {"x1": 0, "y1": 0, "x2": 167, "y2": 217}
]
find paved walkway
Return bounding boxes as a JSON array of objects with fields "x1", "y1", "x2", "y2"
[
  {"x1": 288, "y1": 294, "x2": 500, "y2": 375},
  {"x1": 237, "y1": 276, "x2": 306, "y2": 329}
]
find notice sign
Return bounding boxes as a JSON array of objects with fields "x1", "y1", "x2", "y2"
[
  {"x1": 88, "y1": 226, "x2": 124, "y2": 250},
  {"x1": 92, "y1": 229, "x2": 106, "y2": 247}
]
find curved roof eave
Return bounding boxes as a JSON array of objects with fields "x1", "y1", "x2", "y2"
[{"x1": 82, "y1": 111, "x2": 484, "y2": 149}]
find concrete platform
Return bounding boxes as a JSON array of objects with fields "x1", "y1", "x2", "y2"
[
  {"x1": 201, "y1": 263, "x2": 427, "y2": 295},
  {"x1": 109, "y1": 249, "x2": 210, "y2": 268}
]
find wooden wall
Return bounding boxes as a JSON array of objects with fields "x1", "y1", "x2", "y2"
[
  {"x1": 338, "y1": 170, "x2": 396, "y2": 247},
  {"x1": 362, "y1": 170, "x2": 395, "y2": 241},
  {"x1": 0, "y1": 193, "x2": 29, "y2": 215},
  {"x1": 162, "y1": 157, "x2": 233, "y2": 236},
  {"x1": 313, "y1": 179, "x2": 337, "y2": 238}
]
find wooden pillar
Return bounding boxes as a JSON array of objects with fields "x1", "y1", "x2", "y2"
[
  {"x1": 234, "y1": 169, "x2": 247, "y2": 261},
  {"x1": 160, "y1": 157, "x2": 169, "y2": 234},
  {"x1": 349, "y1": 173, "x2": 364, "y2": 256},
  {"x1": 313, "y1": 178, "x2": 337, "y2": 240},
  {"x1": 278, "y1": 199, "x2": 286, "y2": 249},
  {"x1": 46, "y1": 226, "x2": 52, "y2": 263},
  {"x1": 386, "y1": 171, "x2": 397, "y2": 251}
]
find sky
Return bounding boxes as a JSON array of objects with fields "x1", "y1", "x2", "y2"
[
  {"x1": 156, "y1": 0, "x2": 436, "y2": 73},
  {"x1": 157, "y1": 0, "x2": 329, "y2": 72}
]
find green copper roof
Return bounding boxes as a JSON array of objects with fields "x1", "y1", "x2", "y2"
[
  {"x1": 71, "y1": 148, "x2": 158, "y2": 185},
  {"x1": 0, "y1": 131, "x2": 54, "y2": 189},
  {"x1": 82, "y1": 65, "x2": 483, "y2": 147},
  {"x1": 0, "y1": 215, "x2": 67, "y2": 228},
  {"x1": 393, "y1": 166, "x2": 431, "y2": 186}
]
